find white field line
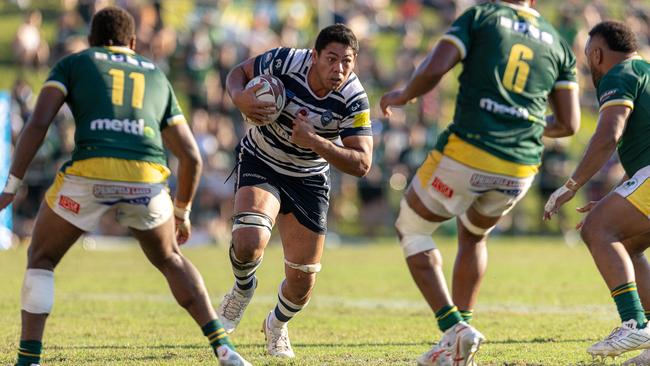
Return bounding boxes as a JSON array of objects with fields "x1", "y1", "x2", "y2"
[{"x1": 58, "y1": 292, "x2": 615, "y2": 315}]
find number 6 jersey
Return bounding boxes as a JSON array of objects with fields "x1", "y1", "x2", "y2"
[{"x1": 438, "y1": 1, "x2": 577, "y2": 167}]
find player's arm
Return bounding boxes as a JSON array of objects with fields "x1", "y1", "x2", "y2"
[
  {"x1": 567, "y1": 105, "x2": 629, "y2": 188},
  {"x1": 380, "y1": 40, "x2": 461, "y2": 116},
  {"x1": 544, "y1": 87, "x2": 581, "y2": 137},
  {"x1": 162, "y1": 122, "x2": 202, "y2": 244},
  {"x1": 162, "y1": 122, "x2": 202, "y2": 209},
  {"x1": 0, "y1": 87, "x2": 64, "y2": 210},
  {"x1": 291, "y1": 111, "x2": 372, "y2": 177},
  {"x1": 226, "y1": 57, "x2": 275, "y2": 123},
  {"x1": 544, "y1": 105, "x2": 630, "y2": 219}
]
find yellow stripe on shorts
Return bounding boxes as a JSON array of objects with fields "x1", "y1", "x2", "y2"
[
  {"x1": 442, "y1": 134, "x2": 538, "y2": 178},
  {"x1": 625, "y1": 179, "x2": 650, "y2": 217},
  {"x1": 44, "y1": 172, "x2": 66, "y2": 210},
  {"x1": 415, "y1": 150, "x2": 443, "y2": 189}
]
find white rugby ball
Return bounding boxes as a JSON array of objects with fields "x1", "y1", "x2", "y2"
[{"x1": 242, "y1": 74, "x2": 286, "y2": 126}]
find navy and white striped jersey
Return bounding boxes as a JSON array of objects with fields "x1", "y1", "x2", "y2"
[{"x1": 240, "y1": 47, "x2": 372, "y2": 177}]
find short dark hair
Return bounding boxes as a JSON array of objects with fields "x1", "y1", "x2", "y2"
[
  {"x1": 314, "y1": 24, "x2": 359, "y2": 54},
  {"x1": 589, "y1": 21, "x2": 638, "y2": 53},
  {"x1": 89, "y1": 6, "x2": 135, "y2": 47}
]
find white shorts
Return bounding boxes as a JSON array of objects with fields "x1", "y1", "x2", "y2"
[
  {"x1": 615, "y1": 165, "x2": 650, "y2": 217},
  {"x1": 411, "y1": 151, "x2": 535, "y2": 218},
  {"x1": 45, "y1": 173, "x2": 173, "y2": 232}
]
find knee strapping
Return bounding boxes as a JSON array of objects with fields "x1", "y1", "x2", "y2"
[
  {"x1": 284, "y1": 259, "x2": 321, "y2": 273},
  {"x1": 229, "y1": 243, "x2": 262, "y2": 277},
  {"x1": 395, "y1": 198, "x2": 441, "y2": 258},
  {"x1": 21, "y1": 268, "x2": 54, "y2": 314},
  {"x1": 232, "y1": 212, "x2": 274, "y2": 234},
  {"x1": 459, "y1": 213, "x2": 494, "y2": 236}
]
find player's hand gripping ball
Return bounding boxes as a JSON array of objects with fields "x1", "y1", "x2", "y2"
[{"x1": 242, "y1": 74, "x2": 286, "y2": 126}]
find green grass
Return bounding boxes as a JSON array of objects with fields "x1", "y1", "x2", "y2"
[{"x1": 0, "y1": 236, "x2": 641, "y2": 365}]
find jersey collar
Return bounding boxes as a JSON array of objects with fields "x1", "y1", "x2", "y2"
[
  {"x1": 495, "y1": 1, "x2": 541, "y2": 18},
  {"x1": 104, "y1": 46, "x2": 136, "y2": 55}
]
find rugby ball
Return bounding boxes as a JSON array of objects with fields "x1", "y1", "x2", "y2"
[{"x1": 241, "y1": 74, "x2": 286, "y2": 126}]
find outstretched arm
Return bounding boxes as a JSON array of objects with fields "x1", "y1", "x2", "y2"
[
  {"x1": 0, "y1": 86, "x2": 64, "y2": 210},
  {"x1": 544, "y1": 105, "x2": 631, "y2": 219},
  {"x1": 380, "y1": 40, "x2": 461, "y2": 116}
]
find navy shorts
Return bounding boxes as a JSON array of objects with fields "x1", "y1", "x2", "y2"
[{"x1": 234, "y1": 146, "x2": 330, "y2": 234}]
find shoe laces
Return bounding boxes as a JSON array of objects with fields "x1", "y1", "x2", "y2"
[
  {"x1": 268, "y1": 323, "x2": 292, "y2": 353},
  {"x1": 222, "y1": 290, "x2": 248, "y2": 320}
]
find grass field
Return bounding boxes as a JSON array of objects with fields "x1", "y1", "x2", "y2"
[{"x1": 0, "y1": 236, "x2": 641, "y2": 365}]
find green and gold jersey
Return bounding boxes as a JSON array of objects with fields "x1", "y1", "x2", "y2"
[
  {"x1": 436, "y1": 1, "x2": 577, "y2": 166},
  {"x1": 597, "y1": 57, "x2": 650, "y2": 177},
  {"x1": 44, "y1": 46, "x2": 186, "y2": 182}
]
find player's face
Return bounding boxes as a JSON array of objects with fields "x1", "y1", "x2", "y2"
[
  {"x1": 312, "y1": 42, "x2": 356, "y2": 92},
  {"x1": 585, "y1": 36, "x2": 604, "y2": 87}
]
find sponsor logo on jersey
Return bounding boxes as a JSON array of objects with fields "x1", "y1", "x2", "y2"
[
  {"x1": 94, "y1": 52, "x2": 155, "y2": 69},
  {"x1": 59, "y1": 195, "x2": 80, "y2": 214},
  {"x1": 499, "y1": 16, "x2": 553, "y2": 44},
  {"x1": 90, "y1": 118, "x2": 147, "y2": 136},
  {"x1": 480, "y1": 98, "x2": 530, "y2": 119},
  {"x1": 599, "y1": 89, "x2": 618, "y2": 103},
  {"x1": 432, "y1": 177, "x2": 454, "y2": 198},
  {"x1": 624, "y1": 178, "x2": 638, "y2": 189},
  {"x1": 321, "y1": 110, "x2": 334, "y2": 126},
  {"x1": 93, "y1": 184, "x2": 152, "y2": 198},
  {"x1": 262, "y1": 51, "x2": 273, "y2": 70}
]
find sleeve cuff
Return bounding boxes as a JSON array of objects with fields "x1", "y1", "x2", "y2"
[
  {"x1": 554, "y1": 81, "x2": 578, "y2": 90},
  {"x1": 440, "y1": 34, "x2": 467, "y2": 60},
  {"x1": 599, "y1": 99, "x2": 634, "y2": 112},
  {"x1": 42, "y1": 80, "x2": 68, "y2": 97}
]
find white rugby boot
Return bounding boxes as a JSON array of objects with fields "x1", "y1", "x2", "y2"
[
  {"x1": 216, "y1": 345, "x2": 253, "y2": 366},
  {"x1": 416, "y1": 343, "x2": 452, "y2": 366},
  {"x1": 217, "y1": 279, "x2": 256, "y2": 333},
  {"x1": 261, "y1": 312, "x2": 295, "y2": 358},
  {"x1": 588, "y1": 319, "x2": 650, "y2": 357},
  {"x1": 623, "y1": 349, "x2": 650, "y2": 365},
  {"x1": 437, "y1": 321, "x2": 485, "y2": 366}
]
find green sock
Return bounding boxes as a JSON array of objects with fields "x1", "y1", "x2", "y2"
[
  {"x1": 16, "y1": 340, "x2": 41, "y2": 366},
  {"x1": 460, "y1": 309, "x2": 474, "y2": 323},
  {"x1": 435, "y1": 305, "x2": 463, "y2": 332},
  {"x1": 611, "y1": 282, "x2": 647, "y2": 328},
  {"x1": 202, "y1": 319, "x2": 235, "y2": 354}
]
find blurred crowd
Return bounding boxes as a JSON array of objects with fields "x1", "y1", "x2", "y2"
[{"x1": 5, "y1": 0, "x2": 650, "y2": 244}]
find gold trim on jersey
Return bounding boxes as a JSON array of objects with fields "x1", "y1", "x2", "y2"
[
  {"x1": 495, "y1": 1, "x2": 540, "y2": 17},
  {"x1": 600, "y1": 99, "x2": 634, "y2": 113},
  {"x1": 554, "y1": 81, "x2": 578, "y2": 90},
  {"x1": 63, "y1": 158, "x2": 170, "y2": 183},
  {"x1": 105, "y1": 46, "x2": 136, "y2": 55},
  {"x1": 442, "y1": 134, "x2": 538, "y2": 178},
  {"x1": 44, "y1": 172, "x2": 65, "y2": 209},
  {"x1": 167, "y1": 114, "x2": 187, "y2": 126},
  {"x1": 43, "y1": 80, "x2": 68, "y2": 96},
  {"x1": 440, "y1": 35, "x2": 467, "y2": 60}
]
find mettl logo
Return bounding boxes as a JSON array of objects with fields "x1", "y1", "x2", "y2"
[
  {"x1": 58, "y1": 195, "x2": 80, "y2": 214},
  {"x1": 90, "y1": 118, "x2": 146, "y2": 136},
  {"x1": 432, "y1": 177, "x2": 454, "y2": 198}
]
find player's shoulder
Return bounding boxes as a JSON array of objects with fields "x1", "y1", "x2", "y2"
[
  {"x1": 337, "y1": 73, "x2": 366, "y2": 101},
  {"x1": 605, "y1": 57, "x2": 646, "y2": 82},
  {"x1": 260, "y1": 47, "x2": 311, "y2": 75}
]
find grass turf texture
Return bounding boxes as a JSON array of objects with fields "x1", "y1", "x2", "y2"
[{"x1": 0, "y1": 236, "x2": 641, "y2": 365}]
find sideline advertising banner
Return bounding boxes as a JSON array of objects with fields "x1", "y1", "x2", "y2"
[{"x1": 0, "y1": 91, "x2": 12, "y2": 250}]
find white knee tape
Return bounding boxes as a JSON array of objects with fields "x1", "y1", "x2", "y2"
[
  {"x1": 284, "y1": 259, "x2": 321, "y2": 273},
  {"x1": 232, "y1": 212, "x2": 274, "y2": 234},
  {"x1": 459, "y1": 213, "x2": 494, "y2": 236},
  {"x1": 395, "y1": 198, "x2": 441, "y2": 258},
  {"x1": 21, "y1": 269, "x2": 54, "y2": 314}
]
